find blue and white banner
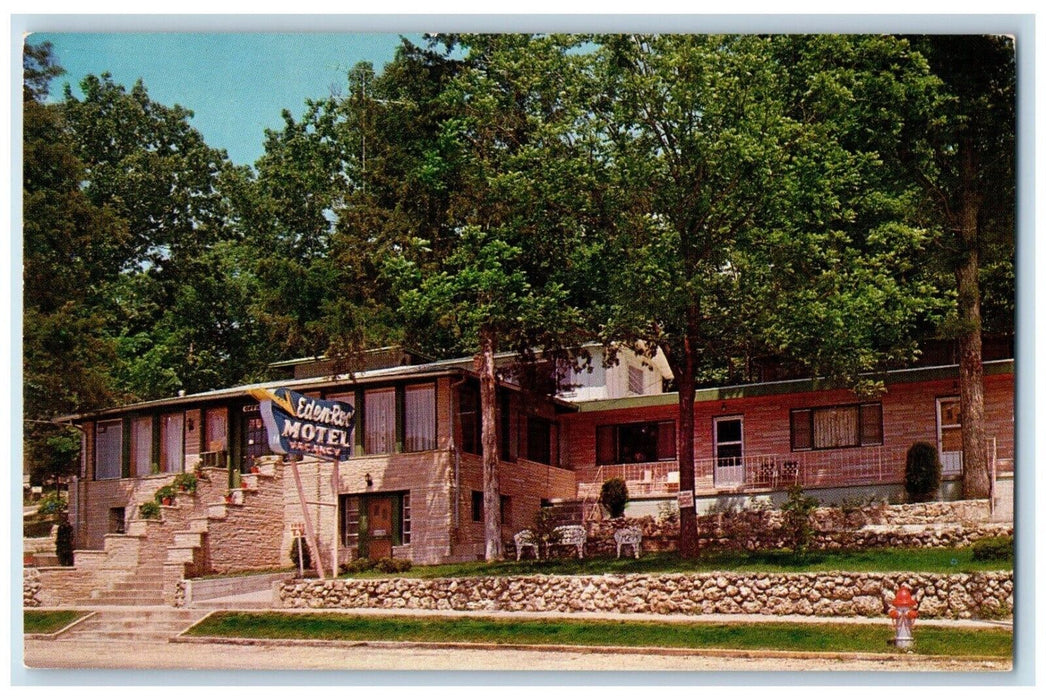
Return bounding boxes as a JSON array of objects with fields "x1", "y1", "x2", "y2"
[{"x1": 248, "y1": 387, "x2": 355, "y2": 462}]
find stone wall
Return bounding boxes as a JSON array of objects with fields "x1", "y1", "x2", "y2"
[
  {"x1": 574, "y1": 500, "x2": 1011, "y2": 557},
  {"x1": 276, "y1": 570, "x2": 1012, "y2": 619}
]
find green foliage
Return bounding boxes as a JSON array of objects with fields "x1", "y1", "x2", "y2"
[
  {"x1": 781, "y1": 485, "x2": 819, "y2": 561},
  {"x1": 599, "y1": 477, "x2": 629, "y2": 518},
  {"x1": 531, "y1": 507, "x2": 563, "y2": 560},
  {"x1": 54, "y1": 516, "x2": 74, "y2": 566},
  {"x1": 24, "y1": 610, "x2": 87, "y2": 635},
  {"x1": 37, "y1": 491, "x2": 67, "y2": 516},
  {"x1": 341, "y1": 557, "x2": 374, "y2": 574},
  {"x1": 188, "y1": 611, "x2": 1013, "y2": 658},
  {"x1": 171, "y1": 472, "x2": 198, "y2": 494},
  {"x1": 374, "y1": 557, "x2": 413, "y2": 574},
  {"x1": 289, "y1": 537, "x2": 311, "y2": 571},
  {"x1": 971, "y1": 535, "x2": 1013, "y2": 562},
  {"x1": 154, "y1": 484, "x2": 178, "y2": 504},
  {"x1": 905, "y1": 442, "x2": 942, "y2": 502},
  {"x1": 138, "y1": 501, "x2": 160, "y2": 520}
]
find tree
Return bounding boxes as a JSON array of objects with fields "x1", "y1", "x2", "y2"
[
  {"x1": 22, "y1": 42, "x2": 127, "y2": 483},
  {"x1": 902, "y1": 36, "x2": 1016, "y2": 499},
  {"x1": 386, "y1": 35, "x2": 596, "y2": 560},
  {"x1": 592, "y1": 35, "x2": 944, "y2": 557}
]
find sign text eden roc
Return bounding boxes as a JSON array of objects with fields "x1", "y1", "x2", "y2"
[{"x1": 248, "y1": 387, "x2": 355, "y2": 461}]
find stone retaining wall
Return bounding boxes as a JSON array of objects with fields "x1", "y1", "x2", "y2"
[
  {"x1": 277, "y1": 571, "x2": 1012, "y2": 619},
  {"x1": 574, "y1": 500, "x2": 1010, "y2": 558}
]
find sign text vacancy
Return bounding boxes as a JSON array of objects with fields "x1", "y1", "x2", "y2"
[{"x1": 248, "y1": 387, "x2": 355, "y2": 461}]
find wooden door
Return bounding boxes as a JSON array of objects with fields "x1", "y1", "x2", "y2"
[{"x1": 366, "y1": 496, "x2": 393, "y2": 559}]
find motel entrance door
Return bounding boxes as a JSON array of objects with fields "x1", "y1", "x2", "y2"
[{"x1": 364, "y1": 495, "x2": 394, "y2": 559}]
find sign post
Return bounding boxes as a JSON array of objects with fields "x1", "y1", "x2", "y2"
[{"x1": 249, "y1": 387, "x2": 355, "y2": 580}]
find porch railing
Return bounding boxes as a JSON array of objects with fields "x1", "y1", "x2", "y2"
[{"x1": 577, "y1": 439, "x2": 990, "y2": 498}]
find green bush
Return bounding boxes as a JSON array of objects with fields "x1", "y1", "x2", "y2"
[
  {"x1": 138, "y1": 501, "x2": 161, "y2": 520},
  {"x1": 55, "y1": 515, "x2": 74, "y2": 566},
  {"x1": 172, "y1": 472, "x2": 198, "y2": 494},
  {"x1": 905, "y1": 442, "x2": 942, "y2": 502},
  {"x1": 600, "y1": 477, "x2": 629, "y2": 518},
  {"x1": 38, "y1": 491, "x2": 67, "y2": 515},
  {"x1": 289, "y1": 537, "x2": 311, "y2": 571},
  {"x1": 972, "y1": 535, "x2": 1013, "y2": 562},
  {"x1": 374, "y1": 557, "x2": 413, "y2": 574},
  {"x1": 341, "y1": 557, "x2": 375, "y2": 574},
  {"x1": 154, "y1": 484, "x2": 178, "y2": 504},
  {"x1": 781, "y1": 484, "x2": 819, "y2": 561}
]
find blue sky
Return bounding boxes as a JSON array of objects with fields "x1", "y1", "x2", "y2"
[{"x1": 27, "y1": 32, "x2": 420, "y2": 166}]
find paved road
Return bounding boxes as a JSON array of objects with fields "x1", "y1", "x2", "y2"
[{"x1": 23, "y1": 636, "x2": 1010, "y2": 673}]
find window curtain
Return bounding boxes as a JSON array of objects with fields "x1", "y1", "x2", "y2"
[
  {"x1": 813, "y1": 406, "x2": 859, "y2": 449},
  {"x1": 365, "y1": 388, "x2": 396, "y2": 454},
  {"x1": 95, "y1": 420, "x2": 123, "y2": 480},
  {"x1": 131, "y1": 416, "x2": 153, "y2": 476},
  {"x1": 404, "y1": 384, "x2": 436, "y2": 452},
  {"x1": 204, "y1": 408, "x2": 228, "y2": 452},
  {"x1": 161, "y1": 413, "x2": 184, "y2": 473}
]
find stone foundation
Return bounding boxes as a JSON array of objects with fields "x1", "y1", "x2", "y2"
[{"x1": 276, "y1": 570, "x2": 1012, "y2": 619}]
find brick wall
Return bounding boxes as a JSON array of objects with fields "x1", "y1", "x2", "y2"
[{"x1": 565, "y1": 369, "x2": 1015, "y2": 489}]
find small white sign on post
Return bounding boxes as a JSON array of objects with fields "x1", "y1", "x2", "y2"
[{"x1": 677, "y1": 489, "x2": 695, "y2": 510}]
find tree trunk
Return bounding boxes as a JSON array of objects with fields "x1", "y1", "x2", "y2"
[
  {"x1": 957, "y1": 149, "x2": 989, "y2": 499},
  {"x1": 672, "y1": 336, "x2": 700, "y2": 558},
  {"x1": 477, "y1": 330, "x2": 503, "y2": 560}
]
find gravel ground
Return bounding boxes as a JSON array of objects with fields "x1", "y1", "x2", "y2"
[{"x1": 23, "y1": 637, "x2": 1011, "y2": 673}]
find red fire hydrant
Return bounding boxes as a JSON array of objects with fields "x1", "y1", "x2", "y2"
[{"x1": 888, "y1": 584, "x2": 919, "y2": 650}]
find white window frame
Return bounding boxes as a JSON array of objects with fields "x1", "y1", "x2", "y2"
[{"x1": 713, "y1": 415, "x2": 744, "y2": 486}]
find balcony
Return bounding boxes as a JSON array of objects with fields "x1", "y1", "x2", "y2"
[{"x1": 578, "y1": 442, "x2": 982, "y2": 499}]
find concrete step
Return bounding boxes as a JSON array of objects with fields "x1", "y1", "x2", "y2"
[
  {"x1": 173, "y1": 532, "x2": 203, "y2": 548},
  {"x1": 166, "y1": 547, "x2": 197, "y2": 565},
  {"x1": 58, "y1": 609, "x2": 207, "y2": 640}
]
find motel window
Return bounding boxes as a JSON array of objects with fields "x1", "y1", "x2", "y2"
[
  {"x1": 458, "y1": 383, "x2": 481, "y2": 455},
  {"x1": 160, "y1": 413, "x2": 185, "y2": 473},
  {"x1": 401, "y1": 492, "x2": 412, "y2": 545},
  {"x1": 95, "y1": 419, "x2": 123, "y2": 480},
  {"x1": 790, "y1": 403, "x2": 883, "y2": 451},
  {"x1": 526, "y1": 416, "x2": 552, "y2": 465},
  {"x1": 937, "y1": 397, "x2": 962, "y2": 453},
  {"x1": 340, "y1": 495, "x2": 361, "y2": 548},
  {"x1": 596, "y1": 420, "x2": 676, "y2": 465},
  {"x1": 628, "y1": 366, "x2": 645, "y2": 395},
  {"x1": 204, "y1": 408, "x2": 228, "y2": 453},
  {"x1": 404, "y1": 383, "x2": 436, "y2": 452},
  {"x1": 500, "y1": 394, "x2": 519, "y2": 462},
  {"x1": 471, "y1": 490, "x2": 484, "y2": 522},
  {"x1": 130, "y1": 416, "x2": 153, "y2": 477},
  {"x1": 364, "y1": 388, "x2": 396, "y2": 455}
]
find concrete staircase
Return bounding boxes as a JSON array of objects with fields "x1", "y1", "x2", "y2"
[
  {"x1": 54, "y1": 607, "x2": 208, "y2": 642},
  {"x1": 64, "y1": 462, "x2": 280, "y2": 606}
]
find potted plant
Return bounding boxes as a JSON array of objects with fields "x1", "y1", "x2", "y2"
[
  {"x1": 250, "y1": 464, "x2": 260, "y2": 474},
  {"x1": 139, "y1": 501, "x2": 161, "y2": 519},
  {"x1": 224, "y1": 491, "x2": 235, "y2": 504},
  {"x1": 172, "y1": 472, "x2": 198, "y2": 494},
  {"x1": 154, "y1": 484, "x2": 177, "y2": 506}
]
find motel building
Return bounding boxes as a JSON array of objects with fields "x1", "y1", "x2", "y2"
[{"x1": 39, "y1": 342, "x2": 1014, "y2": 606}]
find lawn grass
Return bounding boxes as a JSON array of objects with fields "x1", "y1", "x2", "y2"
[
  {"x1": 24, "y1": 610, "x2": 87, "y2": 634},
  {"x1": 341, "y1": 547, "x2": 1011, "y2": 580},
  {"x1": 187, "y1": 612, "x2": 1012, "y2": 658}
]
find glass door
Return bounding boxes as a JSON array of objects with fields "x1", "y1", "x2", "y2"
[{"x1": 713, "y1": 416, "x2": 744, "y2": 486}]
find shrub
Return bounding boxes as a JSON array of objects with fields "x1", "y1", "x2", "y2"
[
  {"x1": 781, "y1": 484, "x2": 819, "y2": 561},
  {"x1": 55, "y1": 515, "x2": 74, "y2": 566},
  {"x1": 289, "y1": 537, "x2": 311, "y2": 571},
  {"x1": 972, "y1": 535, "x2": 1013, "y2": 562},
  {"x1": 905, "y1": 442, "x2": 942, "y2": 502},
  {"x1": 38, "y1": 491, "x2": 67, "y2": 516},
  {"x1": 600, "y1": 477, "x2": 629, "y2": 518},
  {"x1": 532, "y1": 506, "x2": 562, "y2": 559},
  {"x1": 154, "y1": 484, "x2": 177, "y2": 504},
  {"x1": 341, "y1": 558, "x2": 374, "y2": 574},
  {"x1": 374, "y1": 557, "x2": 412, "y2": 574},
  {"x1": 138, "y1": 501, "x2": 161, "y2": 520},
  {"x1": 172, "y1": 472, "x2": 198, "y2": 494}
]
